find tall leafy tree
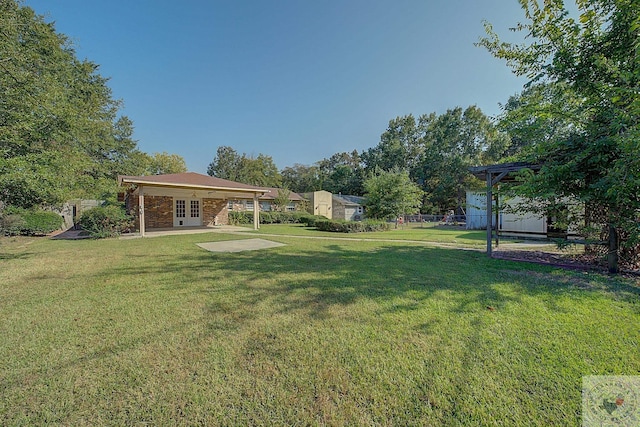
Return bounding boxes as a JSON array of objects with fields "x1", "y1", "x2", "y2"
[
  {"x1": 417, "y1": 106, "x2": 509, "y2": 212},
  {"x1": 362, "y1": 114, "x2": 429, "y2": 177},
  {"x1": 0, "y1": 1, "x2": 142, "y2": 206},
  {"x1": 317, "y1": 150, "x2": 364, "y2": 195},
  {"x1": 497, "y1": 82, "x2": 583, "y2": 158},
  {"x1": 479, "y1": 0, "x2": 640, "y2": 271},
  {"x1": 207, "y1": 146, "x2": 281, "y2": 187},
  {"x1": 281, "y1": 163, "x2": 321, "y2": 193},
  {"x1": 143, "y1": 152, "x2": 188, "y2": 175},
  {"x1": 363, "y1": 169, "x2": 423, "y2": 221},
  {"x1": 207, "y1": 146, "x2": 242, "y2": 181},
  {"x1": 238, "y1": 153, "x2": 282, "y2": 187},
  {"x1": 361, "y1": 108, "x2": 506, "y2": 213}
]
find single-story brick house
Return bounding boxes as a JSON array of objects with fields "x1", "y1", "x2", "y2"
[
  {"x1": 118, "y1": 172, "x2": 267, "y2": 236},
  {"x1": 228, "y1": 187, "x2": 307, "y2": 212}
]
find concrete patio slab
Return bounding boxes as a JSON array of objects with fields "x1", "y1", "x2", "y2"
[{"x1": 196, "y1": 238, "x2": 285, "y2": 253}]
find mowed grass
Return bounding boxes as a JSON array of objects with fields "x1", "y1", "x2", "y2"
[
  {"x1": 1, "y1": 232, "x2": 638, "y2": 426},
  {"x1": 250, "y1": 222, "x2": 490, "y2": 246}
]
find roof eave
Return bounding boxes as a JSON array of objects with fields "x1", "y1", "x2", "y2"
[{"x1": 119, "y1": 177, "x2": 266, "y2": 194}]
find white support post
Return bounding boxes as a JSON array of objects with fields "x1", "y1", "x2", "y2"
[
  {"x1": 139, "y1": 185, "x2": 146, "y2": 238},
  {"x1": 253, "y1": 193, "x2": 260, "y2": 230}
]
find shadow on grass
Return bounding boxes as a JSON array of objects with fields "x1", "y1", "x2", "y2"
[
  {"x1": 103, "y1": 241, "x2": 639, "y2": 323},
  {"x1": 454, "y1": 232, "x2": 486, "y2": 241},
  {"x1": 4, "y1": 237, "x2": 639, "y2": 425},
  {"x1": 0, "y1": 252, "x2": 33, "y2": 260}
]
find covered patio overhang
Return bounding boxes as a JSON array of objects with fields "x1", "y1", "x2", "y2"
[
  {"x1": 469, "y1": 162, "x2": 541, "y2": 256},
  {"x1": 118, "y1": 173, "x2": 267, "y2": 237}
]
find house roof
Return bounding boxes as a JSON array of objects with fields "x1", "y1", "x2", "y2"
[
  {"x1": 259, "y1": 188, "x2": 306, "y2": 202},
  {"x1": 118, "y1": 172, "x2": 268, "y2": 194},
  {"x1": 333, "y1": 194, "x2": 365, "y2": 206}
]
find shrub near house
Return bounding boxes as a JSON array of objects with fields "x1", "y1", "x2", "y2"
[
  {"x1": 0, "y1": 207, "x2": 62, "y2": 236},
  {"x1": 228, "y1": 211, "x2": 317, "y2": 225},
  {"x1": 315, "y1": 219, "x2": 390, "y2": 233},
  {"x1": 77, "y1": 205, "x2": 134, "y2": 238}
]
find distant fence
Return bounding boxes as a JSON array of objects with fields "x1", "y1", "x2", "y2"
[{"x1": 401, "y1": 214, "x2": 466, "y2": 224}]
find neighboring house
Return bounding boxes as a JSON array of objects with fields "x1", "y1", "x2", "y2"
[
  {"x1": 118, "y1": 172, "x2": 267, "y2": 236},
  {"x1": 303, "y1": 190, "x2": 333, "y2": 219},
  {"x1": 332, "y1": 194, "x2": 365, "y2": 221},
  {"x1": 228, "y1": 188, "x2": 306, "y2": 212}
]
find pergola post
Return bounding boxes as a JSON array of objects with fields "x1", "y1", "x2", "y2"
[
  {"x1": 495, "y1": 190, "x2": 500, "y2": 248},
  {"x1": 138, "y1": 185, "x2": 146, "y2": 238},
  {"x1": 486, "y1": 173, "x2": 492, "y2": 256}
]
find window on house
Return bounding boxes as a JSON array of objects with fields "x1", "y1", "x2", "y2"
[
  {"x1": 176, "y1": 200, "x2": 186, "y2": 218},
  {"x1": 261, "y1": 202, "x2": 271, "y2": 211},
  {"x1": 246, "y1": 201, "x2": 254, "y2": 210},
  {"x1": 286, "y1": 204, "x2": 295, "y2": 212},
  {"x1": 227, "y1": 200, "x2": 234, "y2": 210},
  {"x1": 357, "y1": 206, "x2": 363, "y2": 214},
  {"x1": 190, "y1": 200, "x2": 200, "y2": 218}
]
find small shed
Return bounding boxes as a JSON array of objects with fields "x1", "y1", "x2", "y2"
[
  {"x1": 466, "y1": 192, "x2": 546, "y2": 235},
  {"x1": 332, "y1": 194, "x2": 365, "y2": 221},
  {"x1": 468, "y1": 162, "x2": 541, "y2": 256},
  {"x1": 303, "y1": 191, "x2": 333, "y2": 219}
]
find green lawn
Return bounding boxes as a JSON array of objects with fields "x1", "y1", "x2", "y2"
[
  {"x1": 1, "y1": 232, "x2": 638, "y2": 426},
  {"x1": 248, "y1": 222, "x2": 492, "y2": 246}
]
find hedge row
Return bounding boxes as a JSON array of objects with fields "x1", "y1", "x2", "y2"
[
  {"x1": 228, "y1": 211, "x2": 389, "y2": 233},
  {"x1": 77, "y1": 205, "x2": 134, "y2": 238},
  {"x1": 0, "y1": 207, "x2": 62, "y2": 236},
  {"x1": 229, "y1": 211, "x2": 321, "y2": 225},
  {"x1": 314, "y1": 219, "x2": 390, "y2": 233}
]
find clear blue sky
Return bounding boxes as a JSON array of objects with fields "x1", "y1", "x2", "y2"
[{"x1": 25, "y1": 0, "x2": 530, "y2": 173}]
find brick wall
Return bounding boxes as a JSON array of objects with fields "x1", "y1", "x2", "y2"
[
  {"x1": 125, "y1": 194, "x2": 173, "y2": 230},
  {"x1": 144, "y1": 196, "x2": 174, "y2": 228},
  {"x1": 126, "y1": 194, "x2": 230, "y2": 230},
  {"x1": 203, "y1": 198, "x2": 228, "y2": 226}
]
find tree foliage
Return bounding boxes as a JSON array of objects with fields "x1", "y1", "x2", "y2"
[
  {"x1": 0, "y1": 1, "x2": 147, "y2": 207},
  {"x1": 281, "y1": 163, "x2": 321, "y2": 193},
  {"x1": 281, "y1": 108, "x2": 507, "y2": 213},
  {"x1": 363, "y1": 169, "x2": 423, "y2": 220},
  {"x1": 417, "y1": 106, "x2": 509, "y2": 212},
  {"x1": 317, "y1": 150, "x2": 364, "y2": 195},
  {"x1": 479, "y1": 0, "x2": 640, "y2": 270},
  {"x1": 143, "y1": 152, "x2": 188, "y2": 175},
  {"x1": 207, "y1": 146, "x2": 282, "y2": 187},
  {"x1": 361, "y1": 108, "x2": 508, "y2": 213},
  {"x1": 272, "y1": 188, "x2": 292, "y2": 212},
  {"x1": 362, "y1": 114, "x2": 428, "y2": 175},
  {"x1": 497, "y1": 82, "x2": 586, "y2": 158},
  {"x1": 207, "y1": 146, "x2": 242, "y2": 181}
]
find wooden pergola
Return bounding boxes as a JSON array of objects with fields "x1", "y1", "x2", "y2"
[{"x1": 469, "y1": 162, "x2": 541, "y2": 256}]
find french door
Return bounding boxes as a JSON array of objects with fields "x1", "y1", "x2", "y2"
[{"x1": 174, "y1": 198, "x2": 201, "y2": 226}]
